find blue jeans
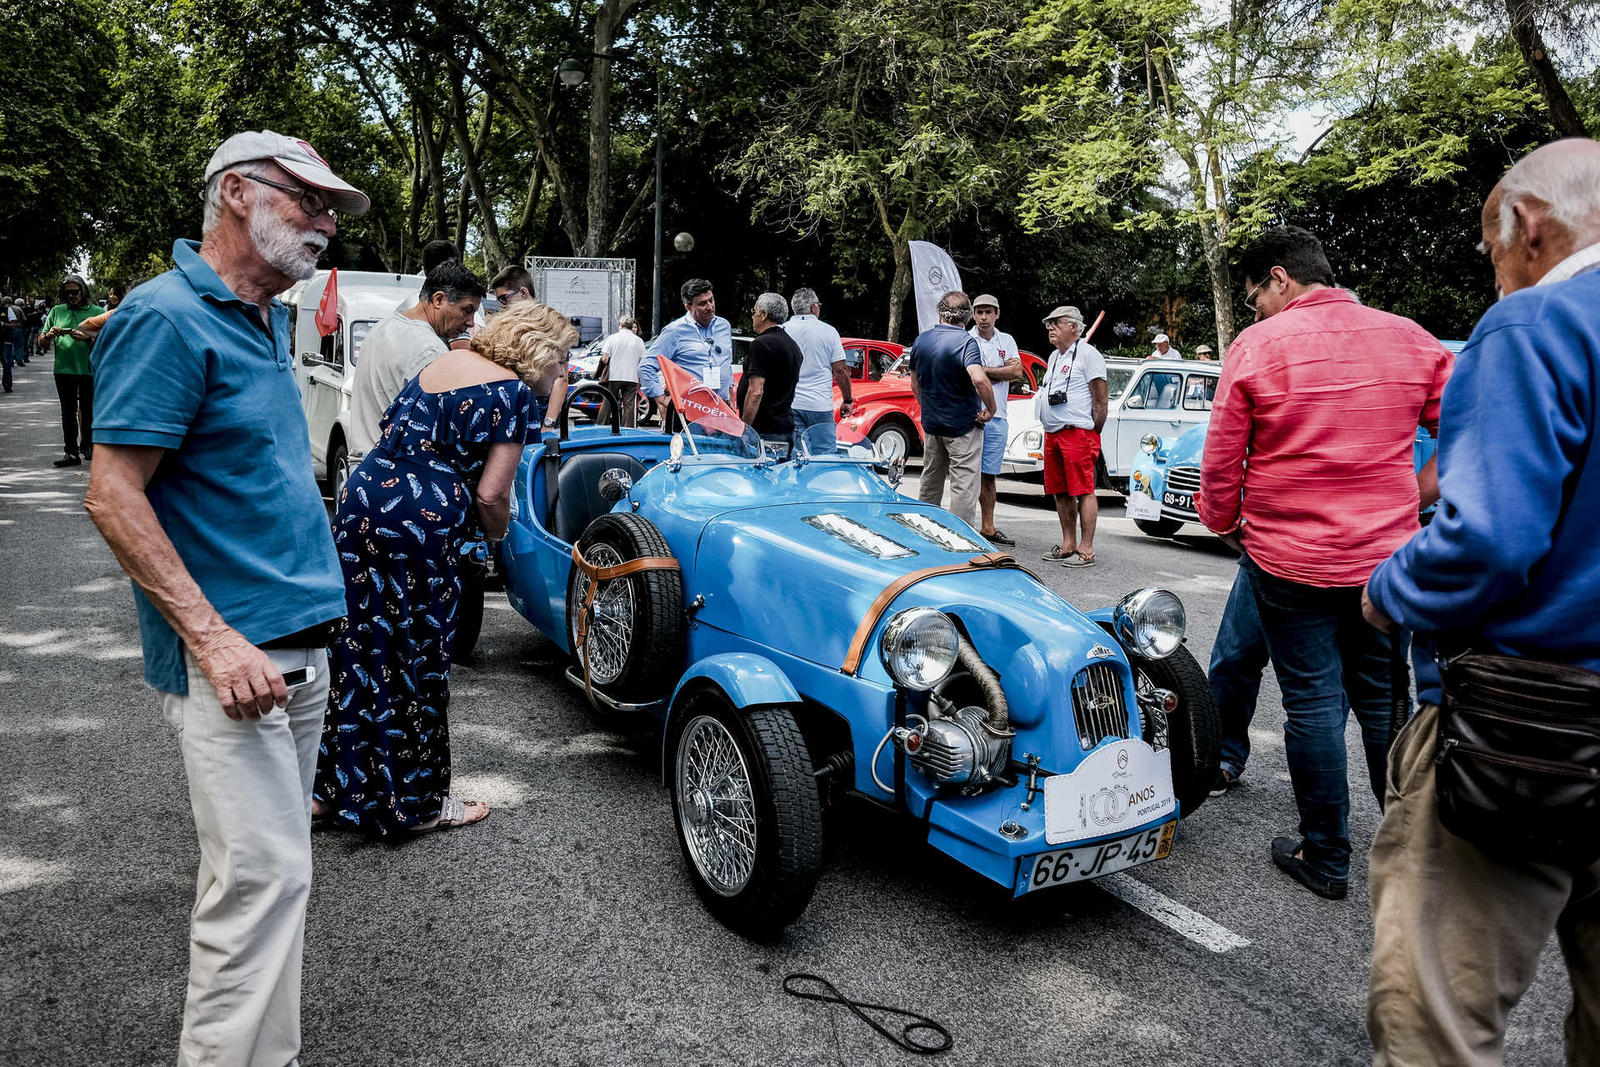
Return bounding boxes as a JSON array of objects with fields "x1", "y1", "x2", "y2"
[
  {"x1": 1212, "y1": 563, "x2": 1270, "y2": 778},
  {"x1": 1244, "y1": 554, "x2": 1392, "y2": 883},
  {"x1": 792, "y1": 407, "x2": 837, "y2": 454}
]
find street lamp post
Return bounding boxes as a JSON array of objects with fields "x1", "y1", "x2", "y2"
[{"x1": 558, "y1": 52, "x2": 666, "y2": 335}]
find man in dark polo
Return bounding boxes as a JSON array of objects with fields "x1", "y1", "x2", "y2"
[
  {"x1": 83, "y1": 130, "x2": 368, "y2": 1067},
  {"x1": 907, "y1": 290, "x2": 995, "y2": 527},
  {"x1": 738, "y1": 291, "x2": 803, "y2": 449}
]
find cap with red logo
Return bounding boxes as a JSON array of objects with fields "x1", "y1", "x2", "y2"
[{"x1": 203, "y1": 130, "x2": 370, "y2": 216}]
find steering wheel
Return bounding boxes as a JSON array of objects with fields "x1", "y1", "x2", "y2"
[{"x1": 558, "y1": 382, "x2": 623, "y2": 441}]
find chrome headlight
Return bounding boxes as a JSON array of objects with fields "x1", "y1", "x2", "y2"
[
  {"x1": 880, "y1": 607, "x2": 959, "y2": 689},
  {"x1": 1114, "y1": 588, "x2": 1186, "y2": 659},
  {"x1": 1021, "y1": 429, "x2": 1043, "y2": 450},
  {"x1": 1140, "y1": 433, "x2": 1161, "y2": 454}
]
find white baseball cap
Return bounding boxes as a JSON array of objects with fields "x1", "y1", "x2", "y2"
[
  {"x1": 1154, "y1": 333, "x2": 1170, "y2": 344},
  {"x1": 204, "y1": 130, "x2": 371, "y2": 216}
]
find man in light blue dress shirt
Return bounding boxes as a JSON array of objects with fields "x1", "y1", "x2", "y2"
[{"x1": 640, "y1": 277, "x2": 734, "y2": 403}]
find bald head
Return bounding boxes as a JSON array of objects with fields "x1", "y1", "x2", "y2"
[{"x1": 1482, "y1": 138, "x2": 1600, "y2": 297}]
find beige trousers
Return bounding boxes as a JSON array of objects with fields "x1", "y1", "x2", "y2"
[
  {"x1": 919, "y1": 426, "x2": 984, "y2": 529},
  {"x1": 160, "y1": 647, "x2": 328, "y2": 1067},
  {"x1": 1368, "y1": 702, "x2": 1600, "y2": 1066}
]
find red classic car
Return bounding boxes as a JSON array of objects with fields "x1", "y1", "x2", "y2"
[{"x1": 838, "y1": 342, "x2": 1050, "y2": 461}]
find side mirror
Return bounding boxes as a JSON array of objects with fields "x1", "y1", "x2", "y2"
[
  {"x1": 599, "y1": 468, "x2": 633, "y2": 502},
  {"x1": 1124, "y1": 394, "x2": 1146, "y2": 410},
  {"x1": 300, "y1": 352, "x2": 323, "y2": 368}
]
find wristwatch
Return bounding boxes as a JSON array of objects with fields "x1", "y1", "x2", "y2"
[{"x1": 542, "y1": 417, "x2": 557, "y2": 428}]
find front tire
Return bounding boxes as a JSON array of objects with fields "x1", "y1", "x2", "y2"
[
  {"x1": 328, "y1": 439, "x2": 349, "y2": 503},
  {"x1": 1126, "y1": 644, "x2": 1220, "y2": 818},
  {"x1": 1134, "y1": 517, "x2": 1184, "y2": 538},
  {"x1": 669, "y1": 692, "x2": 823, "y2": 936},
  {"x1": 867, "y1": 421, "x2": 914, "y2": 462}
]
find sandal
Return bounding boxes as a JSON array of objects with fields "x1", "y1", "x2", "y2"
[
  {"x1": 414, "y1": 796, "x2": 490, "y2": 833},
  {"x1": 984, "y1": 528, "x2": 1016, "y2": 547},
  {"x1": 1061, "y1": 550, "x2": 1096, "y2": 568},
  {"x1": 1041, "y1": 545, "x2": 1075, "y2": 562}
]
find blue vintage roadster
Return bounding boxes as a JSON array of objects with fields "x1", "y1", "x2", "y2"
[{"x1": 501, "y1": 386, "x2": 1220, "y2": 934}]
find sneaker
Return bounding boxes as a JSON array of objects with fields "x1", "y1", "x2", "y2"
[
  {"x1": 1271, "y1": 837, "x2": 1347, "y2": 900},
  {"x1": 1208, "y1": 768, "x2": 1240, "y2": 797},
  {"x1": 52, "y1": 454, "x2": 81, "y2": 468}
]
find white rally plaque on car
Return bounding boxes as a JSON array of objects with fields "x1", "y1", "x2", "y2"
[
  {"x1": 1042, "y1": 738, "x2": 1176, "y2": 846},
  {"x1": 1125, "y1": 492, "x2": 1162, "y2": 520}
]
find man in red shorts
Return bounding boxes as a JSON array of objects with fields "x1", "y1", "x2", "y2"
[{"x1": 1035, "y1": 305, "x2": 1108, "y2": 566}]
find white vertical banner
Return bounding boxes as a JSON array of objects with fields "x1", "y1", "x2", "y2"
[{"x1": 909, "y1": 240, "x2": 963, "y2": 334}]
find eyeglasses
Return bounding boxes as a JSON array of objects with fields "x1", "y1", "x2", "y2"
[
  {"x1": 242, "y1": 174, "x2": 334, "y2": 220},
  {"x1": 1244, "y1": 278, "x2": 1268, "y2": 311}
]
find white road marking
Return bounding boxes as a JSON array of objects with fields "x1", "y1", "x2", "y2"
[{"x1": 1096, "y1": 872, "x2": 1252, "y2": 953}]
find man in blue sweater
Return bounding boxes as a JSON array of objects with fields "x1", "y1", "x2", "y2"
[{"x1": 1362, "y1": 138, "x2": 1600, "y2": 1064}]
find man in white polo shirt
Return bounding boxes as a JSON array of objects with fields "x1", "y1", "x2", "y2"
[
  {"x1": 599, "y1": 314, "x2": 645, "y2": 426},
  {"x1": 784, "y1": 287, "x2": 853, "y2": 452},
  {"x1": 967, "y1": 294, "x2": 1024, "y2": 545},
  {"x1": 1148, "y1": 332, "x2": 1181, "y2": 359}
]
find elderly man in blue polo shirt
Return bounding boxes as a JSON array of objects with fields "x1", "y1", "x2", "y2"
[
  {"x1": 83, "y1": 131, "x2": 367, "y2": 1067},
  {"x1": 640, "y1": 277, "x2": 734, "y2": 404}
]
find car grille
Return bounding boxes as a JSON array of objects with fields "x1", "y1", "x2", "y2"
[
  {"x1": 1165, "y1": 465, "x2": 1201, "y2": 495},
  {"x1": 1072, "y1": 664, "x2": 1130, "y2": 749}
]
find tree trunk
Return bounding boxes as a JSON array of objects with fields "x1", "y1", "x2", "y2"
[
  {"x1": 1506, "y1": 0, "x2": 1590, "y2": 138},
  {"x1": 583, "y1": 3, "x2": 620, "y2": 257},
  {"x1": 447, "y1": 78, "x2": 508, "y2": 272},
  {"x1": 887, "y1": 234, "x2": 912, "y2": 343},
  {"x1": 418, "y1": 102, "x2": 450, "y2": 243}
]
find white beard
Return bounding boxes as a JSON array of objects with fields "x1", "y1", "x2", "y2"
[{"x1": 250, "y1": 206, "x2": 327, "y2": 281}]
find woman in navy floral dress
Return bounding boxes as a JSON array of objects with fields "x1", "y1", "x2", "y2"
[{"x1": 315, "y1": 301, "x2": 577, "y2": 836}]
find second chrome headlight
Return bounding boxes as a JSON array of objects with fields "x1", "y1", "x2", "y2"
[
  {"x1": 880, "y1": 607, "x2": 959, "y2": 689},
  {"x1": 1114, "y1": 588, "x2": 1186, "y2": 659}
]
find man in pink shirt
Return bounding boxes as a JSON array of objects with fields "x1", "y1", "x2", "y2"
[{"x1": 1197, "y1": 227, "x2": 1453, "y2": 900}]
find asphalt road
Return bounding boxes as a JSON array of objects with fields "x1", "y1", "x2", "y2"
[{"x1": 0, "y1": 358, "x2": 1574, "y2": 1065}]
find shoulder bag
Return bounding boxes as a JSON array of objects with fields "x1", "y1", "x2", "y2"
[{"x1": 1435, "y1": 650, "x2": 1600, "y2": 865}]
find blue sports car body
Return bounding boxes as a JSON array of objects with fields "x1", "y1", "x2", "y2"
[{"x1": 501, "y1": 397, "x2": 1219, "y2": 933}]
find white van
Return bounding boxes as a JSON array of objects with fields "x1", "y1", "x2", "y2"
[{"x1": 282, "y1": 270, "x2": 421, "y2": 499}]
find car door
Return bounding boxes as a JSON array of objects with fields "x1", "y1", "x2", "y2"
[
  {"x1": 1109, "y1": 368, "x2": 1185, "y2": 478},
  {"x1": 302, "y1": 316, "x2": 347, "y2": 471}
]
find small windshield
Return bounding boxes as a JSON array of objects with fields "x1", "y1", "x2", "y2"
[
  {"x1": 675, "y1": 421, "x2": 881, "y2": 464},
  {"x1": 1107, "y1": 367, "x2": 1135, "y2": 400}
]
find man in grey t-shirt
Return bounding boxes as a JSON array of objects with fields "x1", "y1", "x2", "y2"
[{"x1": 348, "y1": 262, "x2": 484, "y2": 459}]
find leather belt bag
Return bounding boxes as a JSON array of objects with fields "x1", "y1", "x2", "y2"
[{"x1": 1436, "y1": 650, "x2": 1600, "y2": 865}]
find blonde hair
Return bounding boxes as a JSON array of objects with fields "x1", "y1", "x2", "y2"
[{"x1": 471, "y1": 300, "x2": 578, "y2": 386}]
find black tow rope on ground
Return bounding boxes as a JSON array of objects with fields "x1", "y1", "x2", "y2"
[{"x1": 783, "y1": 973, "x2": 953, "y2": 1055}]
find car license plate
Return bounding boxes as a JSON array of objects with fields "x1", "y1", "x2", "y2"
[
  {"x1": 1162, "y1": 491, "x2": 1193, "y2": 510},
  {"x1": 1017, "y1": 822, "x2": 1176, "y2": 896},
  {"x1": 1126, "y1": 491, "x2": 1161, "y2": 520}
]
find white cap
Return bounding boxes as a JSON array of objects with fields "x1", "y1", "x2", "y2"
[
  {"x1": 1042, "y1": 305, "x2": 1084, "y2": 325},
  {"x1": 972, "y1": 293, "x2": 1000, "y2": 310},
  {"x1": 1154, "y1": 333, "x2": 1170, "y2": 344},
  {"x1": 204, "y1": 130, "x2": 370, "y2": 216}
]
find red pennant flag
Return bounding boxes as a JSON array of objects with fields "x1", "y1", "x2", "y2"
[
  {"x1": 658, "y1": 354, "x2": 746, "y2": 437},
  {"x1": 315, "y1": 268, "x2": 340, "y2": 337}
]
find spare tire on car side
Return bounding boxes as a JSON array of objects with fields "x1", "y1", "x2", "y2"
[{"x1": 567, "y1": 512, "x2": 684, "y2": 703}]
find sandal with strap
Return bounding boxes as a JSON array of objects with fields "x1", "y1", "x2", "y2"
[{"x1": 415, "y1": 796, "x2": 490, "y2": 833}]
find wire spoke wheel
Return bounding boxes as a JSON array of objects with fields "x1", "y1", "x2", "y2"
[
  {"x1": 668, "y1": 695, "x2": 824, "y2": 934},
  {"x1": 573, "y1": 544, "x2": 635, "y2": 684},
  {"x1": 1134, "y1": 668, "x2": 1171, "y2": 751},
  {"x1": 677, "y1": 714, "x2": 758, "y2": 895}
]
